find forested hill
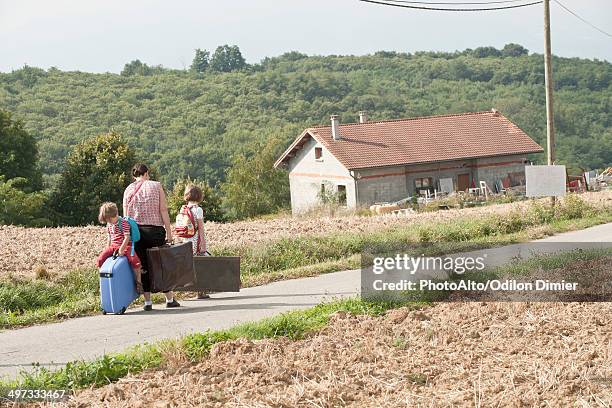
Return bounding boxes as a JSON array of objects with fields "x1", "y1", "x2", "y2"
[{"x1": 1, "y1": 45, "x2": 610, "y2": 188}]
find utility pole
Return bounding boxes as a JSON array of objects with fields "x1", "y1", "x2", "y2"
[{"x1": 543, "y1": 0, "x2": 556, "y2": 205}]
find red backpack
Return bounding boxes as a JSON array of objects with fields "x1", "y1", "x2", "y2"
[{"x1": 175, "y1": 205, "x2": 197, "y2": 238}]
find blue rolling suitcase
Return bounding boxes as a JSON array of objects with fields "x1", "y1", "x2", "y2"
[{"x1": 99, "y1": 255, "x2": 139, "y2": 315}]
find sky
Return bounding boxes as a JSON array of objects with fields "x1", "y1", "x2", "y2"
[{"x1": 1, "y1": 0, "x2": 610, "y2": 73}]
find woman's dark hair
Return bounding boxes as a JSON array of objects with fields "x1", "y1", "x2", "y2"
[{"x1": 132, "y1": 163, "x2": 149, "y2": 178}]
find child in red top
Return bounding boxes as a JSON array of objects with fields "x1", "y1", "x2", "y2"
[{"x1": 96, "y1": 202, "x2": 143, "y2": 293}]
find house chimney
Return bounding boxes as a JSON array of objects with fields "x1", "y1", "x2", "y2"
[
  {"x1": 491, "y1": 108, "x2": 499, "y2": 116},
  {"x1": 359, "y1": 111, "x2": 368, "y2": 124},
  {"x1": 331, "y1": 115, "x2": 341, "y2": 140}
]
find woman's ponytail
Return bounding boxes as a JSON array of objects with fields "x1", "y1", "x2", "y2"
[{"x1": 132, "y1": 163, "x2": 149, "y2": 178}]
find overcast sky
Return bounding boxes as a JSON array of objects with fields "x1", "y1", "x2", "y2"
[{"x1": 1, "y1": 0, "x2": 610, "y2": 73}]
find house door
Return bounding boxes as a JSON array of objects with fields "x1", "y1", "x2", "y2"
[
  {"x1": 337, "y1": 185, "x2": 347, "y2": 206},
  {"x1": 458, "y1": 174, "x2": 470, "y2": 192}
]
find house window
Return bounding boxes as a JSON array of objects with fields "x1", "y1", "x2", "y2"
[
  {"x1": 315, "y1": 147, "x2": 323, "y2": 160},
  {"x1": 337, "y1": 185, "x2": 347, "y2": 206},
  {"x1": 508, "y1": 172, "x2": 525, "y2": 187},
  {"x1": 415, "y1": 177, "x2": 433, "y2": 188},
  {"x1": 415, "y1": 177, "x2": 434, "y2": 194}
]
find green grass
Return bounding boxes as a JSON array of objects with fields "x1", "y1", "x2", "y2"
[
  {"x1": 0, "y1": 270, "x2": 99, "y2": 328},
  {"x1": 0, "y1": 298, "x2": 414, "y2": 396},
  {"x1": 2, "y1": 195, "x2": 611, "y2": 329},
  {"x1": 0, "y1": 271, "x2": 184, "y2": 329},
  {"x1": 489, "y1": 247, "x2": 612, "y2": 277}
]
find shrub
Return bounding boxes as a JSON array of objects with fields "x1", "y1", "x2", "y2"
[
  {"x1": 0, "y1": 110, "x2": 42, "y2": 191},
  {"x1": 0, "y1": 177, "x2": 50, "y2": 226},
  {"x1": 493, "y1": 211, "x2": 528, "y2": 234},
  {"x1": 529, "y1": 201, "x2": 555, "y2": 224},
  {"x1": 557, "y1": 194, "x2": 593, "y2": 220},
  {"x1": 221, "y1": 137, "x2": 290, "y2": 220}
]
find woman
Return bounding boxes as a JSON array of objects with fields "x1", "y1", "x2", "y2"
[{"x1": 123, "y1": 163, "x2": 180, "y2": 310}]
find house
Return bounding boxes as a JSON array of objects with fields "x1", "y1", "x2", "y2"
[{"x1": 274, "y1": 110, "x2": 544, "y2": 214}]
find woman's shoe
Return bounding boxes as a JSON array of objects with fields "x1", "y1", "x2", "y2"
[
  {"x1": 166, "y1": 299, "x2": 181, "y2": 308},
  {"x1": 143, "y1": 304, "x2": 153, "y2": 311}
]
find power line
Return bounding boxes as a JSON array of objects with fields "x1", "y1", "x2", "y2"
[
  {"x1": 358, "y1": 0, "x2": 543, "y2": 12},
  {"x1": 553, "y1": 0, "x2": 612, "y2": 38},
  {"x1": 384, "y1": 0, "x2": 528, "y2": 5}
]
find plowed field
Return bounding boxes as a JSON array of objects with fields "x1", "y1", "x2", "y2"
[{"x1": 45, "y1": 300, "x2": 611, "y2": 407}]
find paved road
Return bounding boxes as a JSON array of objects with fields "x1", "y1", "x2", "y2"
[{"x1": 1, "y1": 222, "x2": 611, "y2": 380}]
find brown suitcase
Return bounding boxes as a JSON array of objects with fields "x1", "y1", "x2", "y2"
[
  {"x1": 147, "y1": 243, "x2": 195, "y2": 292},
  {"x1": 175, "y1": 256, "x2": 241, "y2": 293}
]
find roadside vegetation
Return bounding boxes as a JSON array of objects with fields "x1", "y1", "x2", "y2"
[
  {"x1": 1, "y1": 193, "x2": 610, "y2": 329},
  {"x1": 1, "y1": 249, "x2": 609, "y2": 404}
]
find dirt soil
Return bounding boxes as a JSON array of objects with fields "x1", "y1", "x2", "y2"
[
  {"x1": 2, "y1": 191, "x2": 611, "y2": 280},
  {"x1": 33, "y1": 300, "x2": 610, "y2": 408}
]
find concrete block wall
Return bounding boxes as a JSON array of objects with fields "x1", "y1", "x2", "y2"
[
  {"x1": 474, "y1": 155, "x2": 527, "y2": 189},
  {"x1": 356, "y1": 166, "x2": 408, "y2": 204},
  {"x1": 355, "y1": 161, "x2": 477, "y2": 206},
  {"x1": 288, "y1": 136, "x2": 356, "y2": 214},
  {"x1": 352, "y1": 155, "x2": 527, "y2": 207},
  {"x1": 404, "y1": 160, "x2": 476, "y2": 196}
]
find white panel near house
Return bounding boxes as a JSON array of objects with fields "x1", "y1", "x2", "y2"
[
  {"x1": 525, "y1": 165, "x2": 567, "y2": 197},
  {"x1": 439, "y1": 178, "x2": 454, "y2": 194}
]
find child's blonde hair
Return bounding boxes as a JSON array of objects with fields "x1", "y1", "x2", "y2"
[
  {"x1": 98, "y1": 202, "x2": 119, "y2": 224},
  {"x1": 184, "y1": 184, "x2": 203, "y2": 203}
]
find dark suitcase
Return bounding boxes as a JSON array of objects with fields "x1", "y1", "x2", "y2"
[
  {"x1": 147, "y1": 242, "x2": 195, "y2": 292},
  {"x1": 176, "y1": 256, "x2": 241, "y2": 293}
]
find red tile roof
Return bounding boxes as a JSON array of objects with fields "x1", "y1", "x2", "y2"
[{"x1": 274, "y1": 111, "x2": 543, "y2": 170}]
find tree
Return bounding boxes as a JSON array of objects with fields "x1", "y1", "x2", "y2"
[
  {"x1": 502, "y1": 43, "x2": 529, "y2": 58},
  {"x1": 472, "y1": 46, "x2": 502, "y2": 58},
  {"x1": 13, "y1": 64, "x2": 47, "y2": 88},
  {"x1": 448, "y1": 60, "x2": 472, "y2": 80},
  {"x1": 374, "y1": 51, "x2": 398, "y2": 58},
  {"x1": 167, "y1": 177, "x2": 224, "y2": 222},
  {"x1": 120, "y1": 60, "x2": 164, "y2": 76},
  {"x1": 221, "y1": 137, "x2": 289, "y2": 219},
  {"x1": 190, "y1": 49, "x2": 210, "y2": 73},
  {"x1": 50, "y1": 132, "x2": 136, "y2": 225},
  {"x1": 0, "y1": 110, "x2": 42, "y2": 192},
  {"x1": 279, "y1": 51, "x2": 308, "y2": 62},
  {"x1": 0, "y1": 177, "x2": 50, "y2": 226},
  {"x1": 209, "y1": 45, "x2": 246, "y2": 73}
]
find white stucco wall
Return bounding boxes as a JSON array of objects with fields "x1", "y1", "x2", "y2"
[{"x1": 287, "y1": 137, "x2": 356, "y2": 214}]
